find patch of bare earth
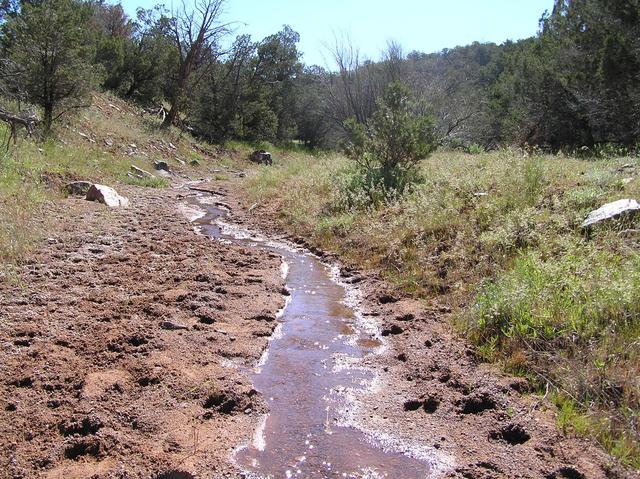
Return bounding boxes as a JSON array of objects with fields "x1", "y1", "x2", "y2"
[{"x1": 0, "y1": 184, "x2": 284, "y2": 479}]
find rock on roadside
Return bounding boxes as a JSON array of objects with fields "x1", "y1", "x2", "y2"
[
  {"x1": 582, "y1": 199, "x2": 640, "y2": 228},
  {"x1": 154, "y1": 160, "x2": 170, "y2": 172},
  {"x1": 86, "y1": 184, "x2": 129, "y2": 208},
  {"x1": 64, "y1": 181, "x2": 93, "y2": 196},
  {"x1": 130, "y1": 165, "x2": 155, "y2": 179}
]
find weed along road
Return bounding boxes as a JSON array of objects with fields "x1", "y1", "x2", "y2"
[{"x1": 187, "y1": 190, "x2": 441, "y2": 478}]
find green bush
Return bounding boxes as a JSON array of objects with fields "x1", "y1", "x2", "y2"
[{"x1": 342, "y1": 82, "x2": 437, "y2": 206}]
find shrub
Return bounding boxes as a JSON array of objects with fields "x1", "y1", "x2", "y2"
[
  {"x1": 467, "y1": 143, "x2": 485, "y2": 155},
  {"x1": 342, "y1": 82, "x2": 437, "y2": 206}
]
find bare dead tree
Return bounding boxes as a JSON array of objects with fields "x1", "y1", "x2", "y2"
[
  {"x1": 406, "y1": 53, "x2": 486, "y2": 146},
  {"x1": 162, "y1": 0, "x2": 231, "y2": 128},
  {"x1": 381, "y1": 40, "x2": 406, "y2": 83},
  {"x1": 0, "y1": 108, "x2": 40, "y2": 147},
  {"x1": 322, "y1": 32, "x2": 386, "y2": 132}
]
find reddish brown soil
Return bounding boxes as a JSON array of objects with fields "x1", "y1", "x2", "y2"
[
  {"x1": 0, "y1": 183, "x2": 284, "y2": 479},
  {"x1": 345, "y1": 288, "x2": 636, "y2": 479}
]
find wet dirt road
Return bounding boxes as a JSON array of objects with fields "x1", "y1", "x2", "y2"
[{"x1": 190, "y1": 195, "x2": 435, "y2": 479}]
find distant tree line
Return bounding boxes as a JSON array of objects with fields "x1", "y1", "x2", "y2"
[{"x1": 0, "y1": 0, "x2": 638, "y2": 150}]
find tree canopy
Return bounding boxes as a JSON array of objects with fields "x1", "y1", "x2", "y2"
[{"x1": 0, "y1": 0, "x2": 638, "y2": 150}]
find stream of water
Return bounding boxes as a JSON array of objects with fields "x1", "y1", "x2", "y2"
[{"x1": 187, "y1": 194, "x2": 433, "y2": 479}]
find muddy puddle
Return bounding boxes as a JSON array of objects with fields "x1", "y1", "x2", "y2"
[{"x1": 185, "y1": 193, "x2": 434, "y2": 479}]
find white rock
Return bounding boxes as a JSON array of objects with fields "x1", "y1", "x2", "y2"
[
  {"x1": 86, "y1": 184, "x2": 129, "y2": 208},
  {"x1": 130, "y1": 165, "x2": 155, "y2": 179},
  {"x1": 582, "y1": 199, "x2": 640, "y2": 228}
]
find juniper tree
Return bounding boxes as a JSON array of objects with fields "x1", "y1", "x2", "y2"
[
  {"x1": 344, "y1": 81, "x2": 437, "y2": 200},
  {"x1": 6, "y1": 0, "x2": 98, "y2": 132}
]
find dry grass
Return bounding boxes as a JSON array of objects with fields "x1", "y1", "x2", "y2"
[{"x1": 243, "y1": 148, "x2": 640, "y2": 467}]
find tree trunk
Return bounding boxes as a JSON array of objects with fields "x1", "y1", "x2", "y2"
[
  {"x1": 162, "y1": 60, "x2": 191, "y2": 129},
  {"x1": 43, "y1": 104, "x2": 53, "y2": 133},
  {"x1": 162, "y1": 100, "x2": 179, "y2": 128}
]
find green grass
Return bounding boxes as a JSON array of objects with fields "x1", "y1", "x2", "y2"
[{"x1": 242, "y1": 148, "x2": 640, "y2": 467}]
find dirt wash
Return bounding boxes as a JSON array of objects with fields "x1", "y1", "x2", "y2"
[{"x1": 1, "y1": 177, "x2": 637, "y2": 479}]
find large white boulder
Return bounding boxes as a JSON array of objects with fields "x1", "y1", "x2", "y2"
[
  {"x1": 85, "y1": 184, "x2": 129, "y2": 208},
  {"x1": 582, "y1": 199, "x2": 640, "y2": 228}
]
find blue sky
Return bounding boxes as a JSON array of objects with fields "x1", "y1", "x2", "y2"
[{"x1": 120, "y1": 0, "x2": 555, "y2": 66}]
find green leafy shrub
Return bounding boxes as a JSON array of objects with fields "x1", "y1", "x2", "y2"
[
  {"x1": 342, "y1": 82, "x2": 437, "y2": 206},
  {"x1": 467, "y1": 143, "x2": 485, "y2": 155}
]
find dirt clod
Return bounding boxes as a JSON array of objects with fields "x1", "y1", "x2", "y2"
[
  {"x1": 546, "y1": 467, "x2": 587, "y2": 479},
  {"x1": 381, "y1": 324, "x2": 404, "y2": 336},
  {"x1": 58, "y1": 415, "x2": 103, "y2": 436},
  {"x1": 458, "y1": 392, "x2": 497, "y2": 415},
  {"x1": 489, "y1": 423, "x2": 530, "y2": 445},
  {"x1": 156, "y1": 471, "x2": 195, "y2": 479}
]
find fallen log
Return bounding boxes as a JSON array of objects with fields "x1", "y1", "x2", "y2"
[{"x1": 0, "y1": 108, "x2": 40, "y2": 145}]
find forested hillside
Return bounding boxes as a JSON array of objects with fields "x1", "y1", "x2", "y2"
[{"x1": 1, "y1": 0, "x2": 638, "y2": 151}]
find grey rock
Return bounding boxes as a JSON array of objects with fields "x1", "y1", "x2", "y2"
[
  {"x1": 130, "y1": 165, "x2": 155, "y2": 179},
  {"x1": 160, "y1": 321, "x2": 189, "y2": 331},
  {"x1": 582, "y1": 199, "x2": 640, "y2": 228},
  {"x1": 154, "y1": 160, "x2": 170, "y2": 172},
  {"x1": 64, "y1": 181, "x2": 92, "y2": 196}
]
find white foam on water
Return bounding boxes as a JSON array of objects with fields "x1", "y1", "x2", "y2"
[
  {"x1": 280, "y1": 260, "x2": 290, "y2": 279},
  {"x1": 276, "y1": 295, "x2": 292, "y2": 320},
  {"x1": 255, "y1": 322, "x2": 285, "y2": 373},
  {"x1": 252, "y1": 414, "x2": 269, "y2": 451},
  {"x1": 178, "y1": 203, "x2": 207, "y2": 222},
  {"x1": 196, "y1": 193, "x2": 226, "y2": 205}
]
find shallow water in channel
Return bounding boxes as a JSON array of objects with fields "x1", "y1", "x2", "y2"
[{"x1": 189, "y1": 196, "x2": 432, "y2": 479}]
